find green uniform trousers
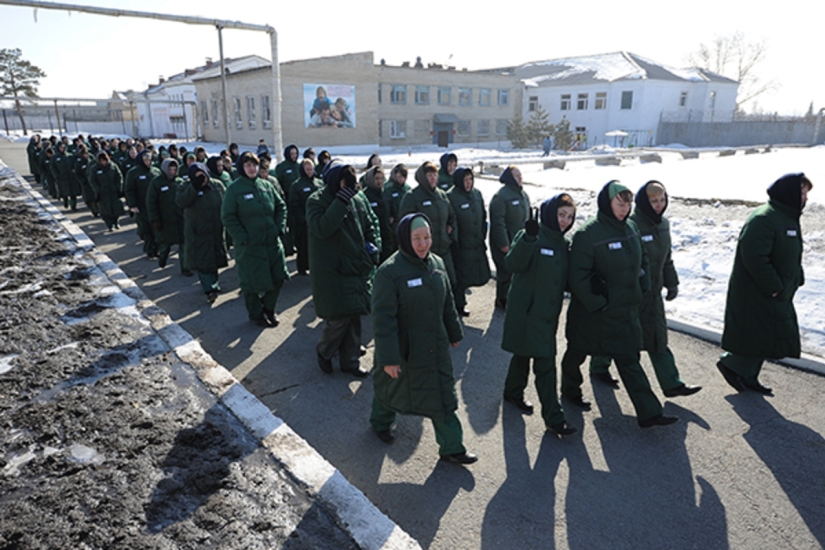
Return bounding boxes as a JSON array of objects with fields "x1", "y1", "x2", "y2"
[
  {"x1": 369, "y1": 396, "x2": 466, "y2": 456},
  {"x1": 196, "y1": 271, "x2": 220, "y2": 294},
  {"x1": 504, "y1": 354, "x2": 565, "y2": 427},
  {"x1": 316, "y1": 315, "x2": 362, "y2": 370},
  {"x1": 158, "y1": 242, "x2": 185, "y2": 272},
  {"x1": 491, "y1": 247, "x2": 511, "y2": 303},
  {"x1": 590, "y1": 347, "x2": 683, "y2": 392},
  {"x1": 561, "y1": 349, "x2": 662, "y2": 421},
  {"x1": 243, "y1": 281, "x2": 284, "y2": 321},
  {"x1": 719, "y1": 352, "x2": 764, "y2": 385}
]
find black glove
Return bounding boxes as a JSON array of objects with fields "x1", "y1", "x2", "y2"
[
  {"x1": 524, "y1": 207, "x2": 539, "y2": 237},
  {"x1": 192, "y1": 172, "x2": 208, "y2": 191},
  {"x1": 590, "y1": 272, "x2": 608, "y2": 298},
  {"x1": 336, "y1": 186, "x2": 357, "y2": 204},
  {"x1": 665, "y1": 286, "x2": 678, "y2": 301}
]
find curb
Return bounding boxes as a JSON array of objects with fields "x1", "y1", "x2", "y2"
[{"x1": 1, "y1": 161, "x2": 421, "y2": 550}]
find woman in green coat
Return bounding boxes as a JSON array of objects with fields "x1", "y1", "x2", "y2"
[
  {"x1": 177, "y1": 162, "x2": 228, "y2": 303},
  {"x1": 447, "y1": 167, "x2": 490, "y2": 317},
  {"x1": 717, "y1": 173, "x2": 812, "y2": 395},
  {"x1": 125, "y1": 151, "x2": 161, "y2": 259},
  {"x1": 489, "y1": 166, "x2": 530, "y2": 309},
  {"x1": 288, "y1": 159, "x2": 322, "y2": 275},
  {"x1": 73, "y1": 145, "x2": 98, "y2": 217},
  {"x1": 361, "y1": 165, "x2": 393, "y2": 264},
  {"x1": 560, "y1": 180, "x2": 676, "y2": 428},
  {"x1": 502, "y1": 194, "x2": 577, "y2": 436},
  {"x1": 53, "y1": 141, "x2": 80, "y2": 211},
  {"x1": 589, "y1": 181, "x2": 701, "y2": 397},
  {"x1": 370, "y1": 213, "x2": 476, "y2": 465},
  {"x1": 146, "y1": 159, "x2": 187, "y2": 274},
  {"x1": 88, "y1": 151, "x2": 124, "y2": 231},
  {"x1": 221, "y1": 152, "x2": 289, "y2": 327}
]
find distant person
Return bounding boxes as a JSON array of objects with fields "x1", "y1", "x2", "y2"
[
  {"x1": 489, "y1": 166, "x2": 530, "y2": 310},
  {"x1": 370, "y1": 213, "x2": 476, "y2": 465},
  {"x1": 303, "y1": 147, "x2": 316, "y2": 162},
  {"x1": 288, "y1": 158, "x2": 322, "y2": 276},
  {"x1": 40, "y1": 146, "x2": 56, "y2": 197},
  {"x1": 383, "y1": 164, "x2": 411, "y2": 255},
  {"x1": 256, "y1": 139, "x2": 269, "y2": 156},
  {"x1": 26, "y1": 134, "x2": 42, "y2": 184},
  {"x1": 146, "y1": 158, "x2": 188, "y2": 274},
  {"x1": 589, "y1": 181, "x2": 702, "y2": 398},
  {"x1": 542, "y1": 135, "x2": 552, "y2": 156},
  {"x1": 125, "y1": 151, "x2": 161, "y2": 259},
  {"x1": 194, "y1": 146, "x2": 208, "y2": 163},
  {"x1": 52, "y1": 141, "x2": 79, "y2": 211},
  {"x1": 88, "y1": 151, "x2": 124, "y2": 231},
  {"x1": 229, "y1": 143, "x2": 239, "y2": 163},
  {"x1": 437, "y1": 152, "x2": 457, "y2": 191},
  {"x1": 361, "y1": 166, "x2": 393, "y2": 264},
  {"x1": 315, "y1": 150, "x2": 331, "y2": 176},
  {"x1": 717, "y1": 173, "x2": 813, "y2": 396},
  {"x1": 73, "y1": 145, "x2": 98, "y2": 217}
]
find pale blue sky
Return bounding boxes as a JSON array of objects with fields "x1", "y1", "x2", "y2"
[{"x1": 1, "y1": 0, "x2": 820, "y2": 114}]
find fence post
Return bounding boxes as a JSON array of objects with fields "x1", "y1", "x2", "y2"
[
  {"x1": 2, "y1": 110, "x2": 8, "y2": 135},
  {"x1": 54, "y1": 100, "x2": 63, "y2": 137}
]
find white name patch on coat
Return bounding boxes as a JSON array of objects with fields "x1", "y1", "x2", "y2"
[
  {"x1": 244, "y1": 193, "x2": 254, "y2": 200},
  {"x1": 511, "y1": 200, "x2": 520, "y2": 205},
  {"x1": 787, "y1": 229, "x2": 798, "y2": 237},
  {"x1": 422, "y1": 200, "x2": 432, "y2": 206},
  {"x1": 392, "y1": 192, "x2": 399, "y2": 197},
  {"x1": 641, "y1": 235, "x2": 654, "y2": 242},
  {"x1": 197, "y1": 191, "x2": 204, "y2": 196},
  {"x1": 160, "y1": 186, "x2": 169, "y2": 192},
  {"x1": 96, "y1": 170, "x2": 103, "y2": 174},
  {"x1": 139, "y1": 175, "x2": 146, "y2": 180},
  {"x1": 608, "y1": 242, "x2": 623, "y2": 250},
  {"x1": 407, "y1": 278, "x2": 423, "y2": 288},
  {"x1": 370, "y1": 202, "x2": 378, "y2": 207},
  {"x1": 540, "y1": 248, "x2": 554, "y2": 256},
  {"x1": 303, "y1": 187, "x2": 311, "y2": 192},
  {"x1": 460, "y1": 203, "x2": 470, "y2": 210}
]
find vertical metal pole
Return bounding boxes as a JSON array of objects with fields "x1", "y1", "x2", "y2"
[
  {"x1": 269, "y1": 30, "x2": 283, "y2": 161},
  {"x1": 129, "y1": 101, "x2": 136, "y2": 137},
  {"x1": 54, "y1": 99, "x2": 62, "y2": 136},
  {"x1": 2, "y1": 110, "x2": 8, "y2": 135},
  {"x1": 218, "y1": 25, "x2": 231, "y2": 149}
]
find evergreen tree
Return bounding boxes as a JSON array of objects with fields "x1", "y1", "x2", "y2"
[
  {"x1": 526, "y1": 104, "x2": 552, "y2": 147},
  {"x1": 553, "y1": 116, "x2": 573, "y2": 151},
  {"x1": 0, "y1": 48, "x2": 46, "y2": 136},
  {"x1": 507, "y1": 115, "x2": 528, "y2": 149}
]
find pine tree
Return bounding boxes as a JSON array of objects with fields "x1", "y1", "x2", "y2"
[
  {"x1": 553, "y1": 116, "x2": 573, "y2": 151},
  {"x1": 526, "y1": 104, "x2": 552, "y2": 147},
  {"x1": 0, "y1": 48, "x2": 46, "y2": 136},
  {"x1": 507, "y1": 115, "x2": 528, "y2": 149}
]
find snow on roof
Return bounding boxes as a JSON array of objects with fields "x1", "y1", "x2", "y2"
[
  {"x1": 517, "y1": 52, "x2": 738, "y2": 87},
  {"x1": 143, "y1": 55, "x2": 270, "y2": 93}
]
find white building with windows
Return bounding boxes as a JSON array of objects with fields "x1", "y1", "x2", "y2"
[
  {"x1": 135, "y1": 55, "x2": 269, "y2": 140},
  {"x1": 513, "y1": 52, "x2": 739, "y2": 147}
]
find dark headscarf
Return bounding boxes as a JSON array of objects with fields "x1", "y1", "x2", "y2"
[
  {"x1": 440, "y1": 152, "x2": 457, "y2": 173},
  {"x1": 635, "y1": 180, "x2": 667, "y2": 224},
  {"x1": 597, "y1": 180, "x2": 631, "y2": 221},
  {"x1": 540, "y1": 193, "x2": 576, "y2": 234},
  {"x1": 206, "y1": 155, "x2": 223, "y2": 177},
  {"x1": 768, "y1": 173, "x2": 806, "y2": 212},
  {"x1": 188, "y1": 161, "x2": 209, "y2": 186},
  {"x1": 160, "y1": 158, "x2": 179, "y2": 179},
  {"x1": 451, "y1": 167, "x2": 472, "y2": 193},
  {"x1": 499, "y1": 166, "x2": 519, "y2": 187},
  {"x1": 396, "y1": 213, "x2": 431, "y2": 259},
  {"x1": 284, "y1": 144, "x2": 299, "y2": 162}
]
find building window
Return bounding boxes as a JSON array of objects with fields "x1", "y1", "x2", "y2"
[
  {"x1": 529, "y1": 96, "x2": 539, "y2": 112},
  {"x1": 457, "y1": 120, "x2": 471, "y2": 136},
  {"x1": 478, "y1": 120, "x2": 490, "y2": 136},
  {"x1": 621, "y1": 91, "x2": 633, "y2": 110},
  {"x1": 415, "y1": 86, "x2": 430, "y2": 105},
  {"x1": 459, "y1": 87, "x2": 472, "y2": 106},
  {"x1": 577, "y1": 93, "x2": 588, "y2": 110},
  {"x1": 575, "y1": 126, "x2": 587, "y2": 146},
  {"x1": 261, "y1": 95, "x2": 271, "y2": 128},
  {"x1": 679, "y1": 91, "x2": 688, "y2": 107},
  {"x1": 498, "y1": 89, "x2": 509, "y2": 106},
  {"x1": 234, "y1": 96, "x2": 242, "y2": 129},
  {"x1": 560, "y1": 94, "x2": 570, "y2": 111},
  {"x1": 390, "y1": 120, "x2": 406, "y2": 139},
  {"x1": 479, "y1": 88, "x2": 491, "y2": 106},
  {"x1": 438, "y1": 86, "x2": 451, "y2": 105},
  {"x1": 595, "y1": 92, "x2": 607, "y2": 110},
  {"x1": 391, "y1": 85, "x2": 406, "y2": 104},
  {"x1": 247, "y1": 96, "x2": 256, "y2": 129},
  {"x1": 201, "y1": 100, "x2": 208, "y2": 125},
  {"x1": 496, "y1": 119, "x2": 508, "y2": 135},
  {"x1": 211, "y1": 100, "x2": 218, "y2": 128},
  {"x1": 710, "y1": 91, "x2": 717, "y2": 109}
]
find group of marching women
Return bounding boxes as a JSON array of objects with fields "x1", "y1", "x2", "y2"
[{"x1": 26, "y1": 135, "x2": 812, "y2": 466}]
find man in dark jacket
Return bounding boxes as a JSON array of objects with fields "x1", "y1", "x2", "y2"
[
  {"x1": 307, "y1": 162, "x2": 379, "y2": 378},
  {"x1": 489, "y1": 166, "x2": 530, "y2": 309},
  {"x1": 717, "y1": 173, "x2": 812, "y2": 395},
  {"x1": 589, "y1": 181, "x2": 701, "y2": 398},
  {"x1": 560, "y1": 181, "x2": 677, "y2": 428}
]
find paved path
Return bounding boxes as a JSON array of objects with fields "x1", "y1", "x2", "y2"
[{"x1": 3, "y1": 140, "x2": 824, "y2": 549}]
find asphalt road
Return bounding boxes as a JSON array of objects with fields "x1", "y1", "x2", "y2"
[{"x1": 3, "y1": 139, "x2": 824, "y2": 549}]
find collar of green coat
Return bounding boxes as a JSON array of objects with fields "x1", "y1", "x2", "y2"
[{"x1": 769, "y1": 199, "x2": 802, "y2": 221}]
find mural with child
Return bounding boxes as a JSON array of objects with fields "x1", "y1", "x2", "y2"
[{"x1": 304, "y1": 84, "x2": 357, "y2": 129}]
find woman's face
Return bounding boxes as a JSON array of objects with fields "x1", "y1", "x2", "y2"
[
  {"x1": 304, "y1": 163, "x2": 315, "y2": 178},
  {"x1": 610, "y1": 194, "x2": 632, "y2": 220},
  {"x1": 410, "y1": 225, "x2": 432, "y2": 259},
  {"x1": 557, "y1": 206, "x2": 575, "y2": 232},
  {"x1": 512, "y1": 167, "x2": 523, "y2": 186},
  {"x1": 374, "y1": 171, "x2": 385, "y2": 189},
  {"x1": 243, "y1": 161, "x2": 259, "y2": 179},
  {"x1": 425, "y1": 171, "x2": 438, "y2": 189},
  {"x1": 463, "y1": 172, "x2": 474, "y2": 192},
  {"x1": 649, "y1": 192, "x2": 666, "y2": 215}
]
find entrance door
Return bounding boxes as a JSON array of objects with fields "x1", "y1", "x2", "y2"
[{"x1": 433, "y1": 122, "x2": 454, "y2": 146}]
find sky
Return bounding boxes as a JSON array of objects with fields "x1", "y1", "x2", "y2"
[{"x1": 0, "y1": 0, "x2": 822, "y2": 115}]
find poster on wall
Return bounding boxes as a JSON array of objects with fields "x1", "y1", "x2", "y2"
[{"x1": 303, "y1": 84, "x2": 356, "y2": 129}]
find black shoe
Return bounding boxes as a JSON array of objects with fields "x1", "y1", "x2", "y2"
[
  {"x1": 317, "y1": 354, "x2": 333, "y2": 374},
  {"x1": 181, "y1": 269, "x2": 194, "y2": 277},
  {"x1": 439, "y1": 451, "x2": 478, "y2": 465},
  {"x1": 743, "y1": 381, "x2": 773, "y2": 395},
  {"x1": 639, "y1": 415, "x2": 679, "y2": 428},
  {"x1": 253, "y1": 317, "x2": 269, "y2": 328},
  {"x1": 664, "y1": 384, "x2": 703, "y2": 397},
  {"x1": 206, "y1": 291, "x2": 218, "y2": 304},
  {"x1": 716, "y1": 361, "x2": 745, "y2": 393},
  {"x1": 562, "y1": 393, "x2": 592, "y2": 411},
  {"x1": 494, "y1": 298, "x2": 507, "y2": 310},
  {"x1": 503, "y1": 395, "x2": 534, "y2": 414},
  {"x1": 548, "y1": 422, "x2": 578, "y2": 436},
  {"x1": 342, "y1": 365, "x2": 369, "y2": 378},
  {"x1": 158, "y1": 256, "x2": 168, "y2": 268},
  {"x1": 374, "y1": 429, "x2": 395, "y2": 444},
  {"x1": 591, "y1": 372, "x2": 620, "y2": 389},
  {"x1": 458, "y1": 308, "x2": 470, "y2": 317},
  {"x1": 263, "y1": 309, "x2": 279, "y2": 327}
]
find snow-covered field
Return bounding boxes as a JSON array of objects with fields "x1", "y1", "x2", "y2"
[{"x1": 5, "y1": 131, "x2": 824, "y2": 358}]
